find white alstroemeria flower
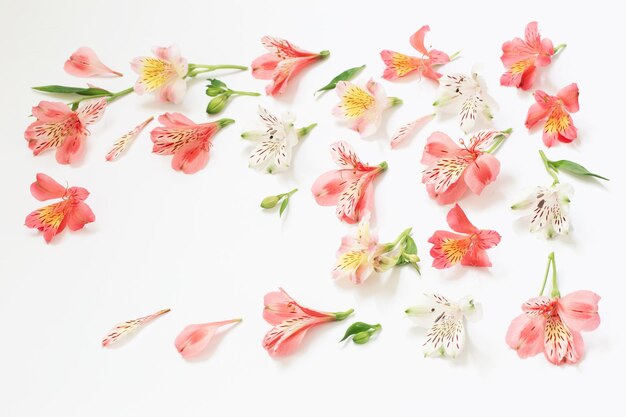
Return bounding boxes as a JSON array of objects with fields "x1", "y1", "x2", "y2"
[
  {"x1": 511, "y1": 183, "x2": 573, "y2": 238},
  {"x1": 434, "y1": 71, "x2": 494, "y2": 133},
  {"x1": 242, "y1": 106, "x2": 299, "y2": 174},
  {"x1": 405, "y1": 294, "x2": 481, "y2": 358}
]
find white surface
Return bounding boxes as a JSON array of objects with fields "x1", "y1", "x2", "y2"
[{"x1": 0, "y1": 1, "x2": 623, "y2": 415}]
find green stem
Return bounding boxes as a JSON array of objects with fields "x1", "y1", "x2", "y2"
[
  {"x1": 230, "y1": 90, "x2": 261, "y2": 97},
  {"x1": 319, "y1": 50, "x2": 330, "y2": 59},
  {"x1": 391, "y1": 227, "x2": 413, "y2": 246},
  {"x1": 449, "y1": 50, "x2": 461, "y2": 61},
  {"x1": 550, "y1": 253, "x2": 560, "y2": 298},
  {"x1": 68, "y1": 86, "x2": 134, "y2": 109},
  {"x1": 538, "y1": 252, "x2": 554, "y2": 296},
  {"x1": 186, "y1": 64, "x2": 248, "y2": 78},
  {"x1": 539, "y1": 150, "x2": 559, "y2": 185},
  {"x1": 553, "y1": 44, "x2": 567, "y2": 55},
  {"x1": 378, "y1": 161, "x2": 388, "y2": 171},
  {"x1": 280, "y1": 188, "x2": 298, "y2": 198},
  {"x1": 485, "y1": 128, "x2": 513, "y2": 154},
  {"x1": 297, "y1": 123, "x2": 317, "y2": 139},
  {"x1": 107, "y1": 87, "x2": 134, "y2": 103},
  {"x1": 334, "y1": 308, "x2": 354, "y2": 321}
]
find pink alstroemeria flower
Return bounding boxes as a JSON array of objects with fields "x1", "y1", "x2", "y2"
[
  {"x1": 500, "y1": 22, "x2": 557, "y2": 90},
  {"x1": 380, "y1": 25, "x2": 451, "y2": 82},
  {"x1": 506, "y1": 291, "x2": 600, "y2": 365},
  {"x1": 428, "y1": 204, "x2": 501, "y2": 269},
  {"x1": 64, "y1": 47, "x2": 122, "y2": 77},
  {"x1": 251, "y1": 36, "x2": 329, "y2": 96},
  {"x1": 25, "y1": 173, "x2": 95, "y2": 243},
  {"x1": 131, "y1": 45, "x2": 188, "y2": 103},
  {"x1": 150, "y1": 113, "x2": 234, "y2": 174},
  {"x1": 263, "y1": 288, "x2": 353, "y2": 357},
  {"x1": 175, "y1": 319, "x2": 241, "y2": 359},
  {"x1": 311, "y1": 141, "x2": 387, "y2": 224},
  {"x1": 525, "y1": 83, "x2": 579, "y2": 147},
  {"x1": 421, "y1": 129, "x2": 510, "y2": 204},
  {"x1": 24, "y1": 98, "x2": 107, "y2": 164},
  {"x1": 332, "y1": 79, "x2": 400, "y2": 138}
]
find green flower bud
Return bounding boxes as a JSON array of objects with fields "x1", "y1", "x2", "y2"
[
  {"x1": 352, "y1": 331, "x2": 371, "y2": 344},
  {"x1": 206, "y1": 86, "x2": 226, "y2": 97},
  {"x1": 206, "y1": 94, "x2": 230, "y2": 114},
  {"x1": 260, "y1": 195, "x2": 280, "y2": 209}
]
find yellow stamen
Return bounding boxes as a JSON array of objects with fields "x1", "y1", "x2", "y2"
[
  {"x1": 341, "y1": 86, "x2": 375, "y2": 118},
  {"x1": 138, "y1": 58, "x2": 178, "y2": 91},
  {"x1": 441, "y1": 238, "x2": 470, "y2": 265}
]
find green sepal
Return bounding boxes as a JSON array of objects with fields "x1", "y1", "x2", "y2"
[{"x1": 315, "y1": 65, "x2": 365, "y2": 95}]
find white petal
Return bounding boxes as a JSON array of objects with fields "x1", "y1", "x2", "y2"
[
  {"x1": 423, "y1": 312, "x2": 465, "y2": 358},
  {"x1": 459, "y1": 94, "x2": 485, "y2": 133},
  {"x1": 422, "y1": 156, "x2": 468, "y2": 193},
  {"x1": 511, "y1": 186, "x2": 546, "y2": 210},
  {"x1": 406, "y1": 293, "x2": 454, "y2": 328}
]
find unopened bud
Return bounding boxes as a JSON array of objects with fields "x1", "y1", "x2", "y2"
[
  {"x1": 260, "y1": 195, "x2": 280, "y2": 209},
  {"x1": 206, "y1": 94, "x2": 230, "y2": 114}
]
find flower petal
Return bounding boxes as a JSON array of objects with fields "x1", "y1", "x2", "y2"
[
  {"x1": 557, "y1": 290, "x2": 601, "y2": 332},
  {"x1": 446, "y1": 204, "x2": 477, "y2": 234},
  {"x1": 464, "y1": 152, "x2": 500, "y2": 195},
  {"x1": 423, "y1": 312, "x2": 465, "y2": 358},
  {"x1": 409, "y1": 25, "x2": 430, "y2": 55},
  {"x1": 102, "y1": 308, "x2": 170, "y2": 347},
  {"x1": 557, "y1": 83, "x2": 580, "y2": 113},
  {"x1": 421, "y1": 131, "x2": 460, "y2": 165},
  {"x1": 30, "y1": 173, "x2": 66, "y2": 201},
  {"x1": 76, "y1": 98, "x2": 107, "y2": 126},
  {"x1": 390, "y1": 114, "x2": 434, "y2": 149},
  {"x1": 506, "y1": 314, "x2": 546, "y2": 358}
]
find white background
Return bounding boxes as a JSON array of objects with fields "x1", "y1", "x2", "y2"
[{"x1": 0, "y1": 0, "x2": 623, "y2": 415}]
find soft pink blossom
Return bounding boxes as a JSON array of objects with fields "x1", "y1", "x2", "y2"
[
  {"x1": 131, "y1": 45, "x2": 188, "y2": 103},
  {"x1": 64, "y1": 47, "x2": 122, "y2": 77}
]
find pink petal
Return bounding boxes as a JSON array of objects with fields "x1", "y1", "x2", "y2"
[
  {"x1": 475, "y1": 230, "x2": 501, "y2": 249},
  {"x1": 311, "y1": 170, "x2": 360, "y2": 206},
  {"x1": 421, "y1": 131, "x2": 460, "y2": 165},
  {"x1": 464, "y1": 153, "x2": 500, "y2": 195},
  {"x1": 557, "y1": 290, "x2": 601, "y2": 332},
  {"x1": 64, "y1": 47, "x2": 122, "y2": 77},
  {"x1": 156, "y1": 78, "x2": 187, "y2": 104},
  {"x1": 427, "y1": 49, "x2": 450, "y2": 65},
  {"x1": 171, "y1": 141, "x2": 210, "y2": 174},
  {"x1": 409, "y1": 25, "x2": 430, "y2": 55},
  {"x1": 542, "y1": 131, "x2": 560, "y2": 147},
  {"x1": 175, "y1": 324, "x2": 217, "y2": 358},
  {"x1": 251, "y1": 53, "x2": 280, "y2": 80},
  {"x1": 519, "y1": 65, "x2": 537, "y2": 91},
  {"x1": 506, "y1": 314, "x2": 546, "y2": 358},
  {"x1": 525, "y1": 102, "x2": 551, "y2": 129},
  {"x1": 557, "y1": 83, "x2": 580, "y2": 113},
  {"x1": 31, "y1": 101, "x2": 73, "y2": 122},
  {"x1": 30, "y1": 173, "x2": 66, "y2": 201},
  {"x1": 158, "y1": 112, "x2": 195, "y2": 127},
  {"x1": 425, "y1": 177, "x2": 468, "y2": 205},
  {"x1": 66, "y1": 201, "x2": 95, "y2": 231},
  {"x1": 460, "y1": 247, "x2": 492, "y2": 267},
  {"x1": 446, "y1": 204, "x2": 477, "y2": 234},
  {"x1": 76, "y1": 98, "x2": 107, "y2": 126},
  {"x1": 265, "y1": 327, "x2": 310, "y2": 357},
  {"x1": 390, "y1": 114, "x2": 434, "y2": 149},
  {"x1": 55, "y1": 133, "x2": 86, "y2": 165}
]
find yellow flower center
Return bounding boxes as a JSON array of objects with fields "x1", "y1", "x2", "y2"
[{"x1": 342, "y1": 86, "x2": 375, "y2": 118}]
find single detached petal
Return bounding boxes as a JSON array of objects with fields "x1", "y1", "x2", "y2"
[
  {"x1": 106, "y1": 117, "x2": 154, "y2": 161},
  {"x1": 102, "y1": 309, "x2": 170, "y2": 347},
  {"x1": 64, "y1": 47, "x2": 122, "y2": 77},
  {"x1": 175, "y1": 319, "x2": 240, "y2": 359},
  {"x1": 390, "y1": 114, "x2": 434, "y2": 149}
]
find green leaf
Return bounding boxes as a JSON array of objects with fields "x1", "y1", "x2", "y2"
[
  {"x1": 396, "y1": 236, "x2": 418, "y2": 266},
  {"x1": 339, "y1": 322, "x2": 379, "y2": 342},
  {"x1": 550, "y1": 159, "x2": 609, "y2": 181},
  {"x1": 279, "y1": 197, "x2": 289, "y2": 217},
  {"x1": 33, "y1": 85, "x2": 88, "y2": 94},
  {"x1": 315, "y1": 65, "x2": 366, "y2": 95},
  {"x1": 75, "y1": 88, "x2": 113, "y2": 96},
  {"x1": 208, "y1": 78, "x2": 227, "y2": 88}
]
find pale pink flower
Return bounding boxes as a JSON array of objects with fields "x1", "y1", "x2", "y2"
[
  {"x1": 131, "y1": 45, "x2": 188, "y2": 103},
  {"x1": 175, "y1": 319, "x2": 241, "y2": 359},
  {"x1": 64, "y1": 47, "x2": 122, "y2": 77},
  {"x1": 263, "y1": 288, "x2": 353, "y2": 357},
  {"x1": 24, "y1": 98, "x2": 106, "y2": 164}
]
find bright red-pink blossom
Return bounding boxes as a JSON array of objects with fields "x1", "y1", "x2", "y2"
[
  {"x1": 24, "y1": 98, "x2": 106, "y2": 164},
  {"x1": 500, "y1": 22, "x2": 555, "y2": 90},
  {"x1": 150, "y1": 113, "x2": 234, "y2": 174},
  {"x1": 262, "y1": 288, "x2": 353, "y2": 357},
  {"x1": 251, "y1": 36, "x2": 328, "y2": 96},
  {"x1": 380, "y1": 25, "x2": 451, "y2": 82},
  {"x1": 25, "y1": 173, "x2": 95, "y2": 243},
  {"x1": 506, "y1": 290, "x2": 600, "y2": 365},
  {"x1": 311, "y1": 141, "x2": 387, "y2": 224},
  {"x1": 525, "y1": 83, "x2": 579, "y2": 147},
  {"x1": 64, "y1": 47, "x2": 122, "y2": 77},
  {"x1": 428, "y1": 204, "x2": 501, "y2": 269}
]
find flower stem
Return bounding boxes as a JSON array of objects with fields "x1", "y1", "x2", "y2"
[
  {"x1": 539, "y1": 150, "x2": 559, "y2": 185},
  {"x1": 186, "y1": 64, "x2": 248, "y2": 78},
  {"x1": 538, "y1": 252, "x2": 553, "y2": 296},
  {"x1": 230, "y1": 90, "x2": 261, "y2": 97},
  {"x1": 378, "y1": 161, "x2": 388, "y2": 171},
  {"x1": 107, "y1": 87, "x2": 134, "y2": 103},
  {"x1": 550, "y1": 253, "x2": 560, "y2": 298},
  {"x1": 553, "y1": 44, "x2": 567, "y2": 55},
  {"x1": 297, "y1": 123, "x2": 317, "y2": 139},
  {"x1": 334, "y1": 308, "x2": 354, "y2": 321},
  {"x1": 391, "y1": 227, "x2": 413, "y2": 246},
  {"x1": 279, "y1": 188, "x2": 298, "y2": 198},
  {"x1": 449, "y1": 50, "x2": 461, "y2": 61},
  {"x1": 319, "y1": 50, "x2": 330, "y2": 59},
  {"x1": 485, "y1": 128, "x2": 513, "y2": 154}
]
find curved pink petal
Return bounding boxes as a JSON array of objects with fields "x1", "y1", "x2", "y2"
[
  {"x1": 428, "y1": 230, "x2": 469, "y2": 269},
  {"x1": 156, "y1": 78, "x2": 187, "y2": 104},
  {"x1": 464, "y1": 153, "x2": 500, "y2": 195},
  {"x1": 55, "y1": 133, "x2": 86, "y2": 165},
  {"x1": 30, "y1": 173, "x2": 66, "y2": 201},
  {"x1": 76, "y1": 98, "x2": 107, "y2": 126},
  {"x1": 446, "y1": 204, "x2": 477, "y2": 234},
  {"x1": 427, "y1": 49, "x2": 450, "y2": 65},
  {"x1": 506, "y1": 314, "x2": 546, "y2": 358},
  {"x1": 421, "y1": 131, "x2": 460, "y2": 165},
  {"x1": 64, "y1": 47, "x2": 122, "y2": 77},
  {"x1": 311, "y1": 169, "x2": 361, "y2": 206},
  {"x1": 557, "y1": 290, "x2": 601, "y2": 332},
  {"x1": 475, "y1": 230, "x2": 501, "y2": 249},
  {"x1": 460, "y1": 246, "x2": 492, "y2": 267},
  {"x1": 31, "y1": 101, "x2": 73, "y2": 122},
  {"x1": 409, "y1": 25, "x2": 430, "y2": 55},
  {"x1": 171, "y1": 141, "x2": 210, "y2": 174},
  {"x1": 519, "y1": 65, "x2": 537, "y2": 91},
  {"x1": 525, "y1": 103, "x2": 551, "y2": 129},
  {"x1": 264, "y1": 326, "x2": 310, "y2": 357},
  {"x1": 557, "y1": 83, "x2": 580, "y2": 113},
  {"x1": 158, "y1": 112, "x2": 195, "y2": 127},
  {"x1": 426, "y1": 176, "x2": 468, "y2": 205},
  {"x1": 251, "y1": 53, "x2": 280, "y2": 79},
  {"x1": 66, "y1": 201, "x2": 95, "y2": 231},
  {"x1": 175, "y1": 324, "x2": 217, "y2": 358}
]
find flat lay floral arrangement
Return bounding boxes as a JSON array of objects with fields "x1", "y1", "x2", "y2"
[{"x1": 23, "y1": 22, "x2": 607, "y2": 365}]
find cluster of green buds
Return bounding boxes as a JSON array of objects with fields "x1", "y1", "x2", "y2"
[
  {"x1": 260, "y1": 188, "x2": 298, "y2": 217},
  {"x1": 340, "y1": 322, "x2": 382, "y2": 345},
  {"x1": 205, "y1": 79, "x2": 261, "y2": 114},
  {"x1": 375, "y1": 228, "x2": 420, "y2": 274}
]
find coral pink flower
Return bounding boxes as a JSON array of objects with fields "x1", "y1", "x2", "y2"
[
  {"x1": 263, "y1": 288, "x2": 353, "y2": 357},
  {"x1": 525, "y1": 83, "x2": 579, "y2": 147},
  {"x1": 131, "y1": 45, "x2": 188, "y2": 103},
  {"x1": 175, "y1": 319, "x2": 241, "y2": 359},
  {"x1": 428, "y1": 204, "x2": 501, "y2": 269},
  {"x1": 311, "y1": 141, "x2": 387, "y2": 224},
  {"x1": 506, "y1": 291, "x2": 600, "y2": 365},
  {"x1": 64, "y1": 47, "x2": 122, "y2": 77},
  {"x1": 25, "y1": 173, "x2": 95, "y2": 243},
  {"x1": 332, "y1": 79, "x2": 400, "y2": 138},
  {"x1": 500, "y1": 22, "x2": 556, "y2": 90},
  {"x1": 150, "y1": 113, "x2": 234, "y2": 174},
  {"x1": 24, "y1": 98, "x2": 106, "y2": 164},
  {"x1": 251, "y1": 36, "x2": 329, "y2": 96},
  {"x1": 421, "y1": 129, "x2": 510, "y2": 204},
  {"x1": 380, "y1": 25, "x2": 451, "y2": 82}
]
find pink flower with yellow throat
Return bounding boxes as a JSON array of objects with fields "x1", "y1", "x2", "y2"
[
  {"x1": 428, "y1": 204, "x2": 501, "y2": 269},
  {"x1": 332, "y1": 78, "x2": 401, "y2": 138},
  {"x1": 311, "y1": 141, "x2": 387, "y2": 224},
  {"x1": 506, "y1": 252, "x2": 600, "y2": 365},
  {"x1": 525, "y1": 83, "x2": 579, "y2": 147},
  {"x1": 380, "y1": 25, "x2": 452, "y2": 82},
  {"x1": 251, "y1": 36, "x2": 329, "y2": 96},
  {"x1": 24, "y1": 98, "x2": 106, "y2": 165},
  {"x1": 263, "y1": 288, "x2": 353, "y2": 357},
  {"x1": 421, "y1": 129, "x2": 511, "y2": 205},
  {"x1": 500, "y1": 22, "x2": 565, "y2": 90},
  {"x1": 25, "y1": 173, "x2": 95, "y2": 243}
]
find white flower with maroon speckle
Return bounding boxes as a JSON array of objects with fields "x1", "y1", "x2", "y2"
[
  {"x1": 511, "y1": 183, "x2": 573, "y2": 238},
  {"x1": 405, "y1": 294, "x2": 480, "y2": 358}
]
